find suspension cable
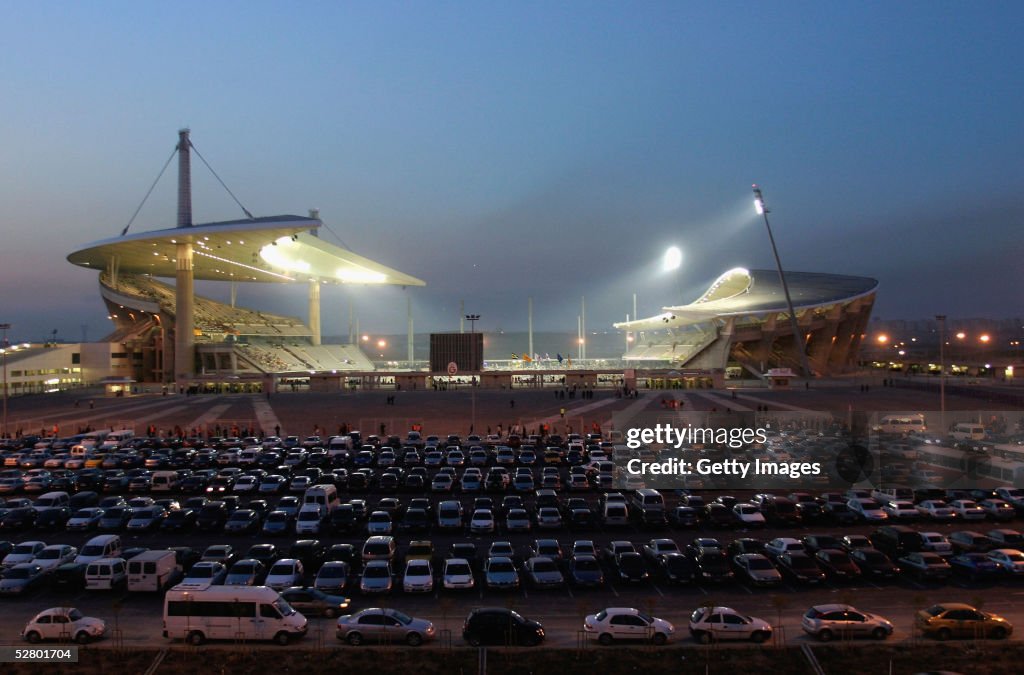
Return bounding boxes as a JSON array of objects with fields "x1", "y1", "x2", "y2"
[
  {"x1": 189, "y1": 140, "x2": 255, "y2": 220},
  {"x1": 120, "y1": 146, "x2": 177, "y2": 236}
]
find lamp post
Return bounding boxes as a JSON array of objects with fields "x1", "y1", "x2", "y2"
[
  {"x1": 936, "y1": 315, "x2": 946, "y2": 435},
  {"x1": 465, "y1": 314, "x2": 480, "y2": 435},
  {"x1": 753, "y1": 185, "x2": 812, "y2": 378},
  {"x1": 0, "y1": 323, "x2": 10, "y2": 439}
]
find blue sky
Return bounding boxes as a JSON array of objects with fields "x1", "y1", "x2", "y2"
[{"x1": 2, "y1": 1, "x2": 1022, "y2": 342}]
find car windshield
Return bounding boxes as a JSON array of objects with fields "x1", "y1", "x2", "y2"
[
  {"x1": 7, "y1": 568, "x2": 33, "y2": 579},
  {"x1": 389, "y1": 610, "x2": 412, "y2": 625},
  {"x1": 448, "y1": 563, "x2": 471, "y2": 575},
  {"x1": 365, "y1": 565, "x2": 388, "y2": 578},
  {"x1": 191, "y1": 566, "x2": 216, "y2": 578},
  {"x1": 269, "y1": 563, "x2": 293, "y2": 575},
  {"x1": 862, "y1": 551, "x2": 887, "y2": 564},
  {"x1": 67, "y1": 609, "x2": 83, "y2": 621},
  {"x1": 790, "y1": 556, "x2": 817, "y2": 570},
  {"x1": 1007, "y1": 553, "x2": 1024, "y2": 562},
  {"x1": 747, "y1": 558, "x2": 773, "y2": 570},
  {"x1": 490, "y1": 561, "x2": 514, "y2": 573},
  {"x1": 320, "y1": 566, "x2": 346, "y2": 578},
  {"x1": 575, "y1": 558, "x2": 599, "y2": 571}
]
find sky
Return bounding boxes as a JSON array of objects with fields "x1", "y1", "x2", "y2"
[{"x1": 2, "y1": 1, "x2": 1023, "y2": 343}]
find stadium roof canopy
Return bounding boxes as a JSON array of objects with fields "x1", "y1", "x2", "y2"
[
  {"x1": 615, "y1": 267, "x2": 878, "y2": 331},
  {"x1": 67, "y1": 215, "x2": 425, "y2": 286}
]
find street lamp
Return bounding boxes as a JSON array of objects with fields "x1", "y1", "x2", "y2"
[
  {"x1": 936, "y1": 315, "x2": 946, "y2": 435},
  {"x1": 752, "y1": 185, "x2": 813, "y2": 378},
  {"x1": 0, "y1": 323, "x2": 9, "y2": 439},
  {"x1": 465, "y1": 314, "x2": 480, "y2": 435}
]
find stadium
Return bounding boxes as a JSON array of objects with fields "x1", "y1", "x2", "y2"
[
  {"x1": 61, "y1": 130, "x2": 424, "y2": 391},
  {"x1": 614, "y1": 267, "x2": 878, "y2": 377}
]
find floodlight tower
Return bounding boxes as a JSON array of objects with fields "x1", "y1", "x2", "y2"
[{"x1": 753, "y1": 185, "x2": 812, "y2": 378}]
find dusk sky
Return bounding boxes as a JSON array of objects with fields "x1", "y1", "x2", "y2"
[{"x1": 3, "y1": 1, "x2": 1023, "y2": 343}]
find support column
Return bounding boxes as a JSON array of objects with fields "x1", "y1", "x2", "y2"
[
  {"x1": 581, "y1": 296, "x2": 586, "y2": 361},
  {"x1": 230, "y1": 280, "x2": 236, "y2": 308},
  {"x1": 309, "y1": 279, "x2": 321, "y2": 346},
  {"x1": 528, "y1": 297, "x2": 534, "y2": 362},
  {"x1": 173, "y1": 128, "x2": 194, "y2": 388},
  {"x1": 407, "y1": 295, "x2": 414, "y2": 366},
  {"x1": 174, "y1": 242, "x2": 194, "y2": 385}
]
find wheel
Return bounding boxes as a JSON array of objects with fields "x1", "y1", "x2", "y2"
[
  {"x1": 25, "y1": 631, "x2": 41, "y2": 644},
  {"x1": 347, "y1": 632, "x2": 364, "y2": 646},
  {"x1": 817, "y1": 629, "x2": 833, "y2": 643},
  {"x1": 274, "y1": 631, "x2": 290, "y2": 646},
  {"x1": 936, "y1": 628, "x2": 952, "y2": 641},
  {"x1": 751, "y1": 631, "x2": 768, "y2": 644},
  {"x1": 323, "y1": 608, "x2": 337, "y2": 619},
  {"x1": 652, "y1": 632, "x2": 668, "y2": 646},
  {"x1": 871, "y1": 627, "x2": 888, "y2": 640},
  {"x1": 524, "y1": 634, "x2": 541, "y2": 647},
  {"x1": 696, "y1": 631, "x2": 712, "y2": 645},
  {"x1": 406, "y1": 632, "x2": 423, "y2": 646},
  {"x1": 991, "y1": 627, "x2": 1008, "y2": 640},
  {"x1": 598, "y1": 633, "x2": 614, "y2": 646},
  {"x1": 467, "y1": 634, "x2": 481, "y2": 647},
  {"x1": 75, "y1": 632, "x2": 92, "y2": 645},
  {"x1": 187, "y1": 631, "x2": 206, "y2": 646}
]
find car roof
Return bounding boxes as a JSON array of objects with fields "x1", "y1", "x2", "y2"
[{"x1": 811, "y1": 603, "x2": 854, "y2": 612}]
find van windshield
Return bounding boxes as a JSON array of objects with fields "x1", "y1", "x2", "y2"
[{"x1": 273, "y1": 598, "x2": 296, "y2": 616}]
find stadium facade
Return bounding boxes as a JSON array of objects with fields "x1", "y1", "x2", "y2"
[{"x1": 614, "y1": 267, "x2": 878, "y2": 377}]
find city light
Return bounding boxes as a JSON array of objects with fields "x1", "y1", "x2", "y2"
[
  {"x1": 876, "y1": 334, "x2": 889, "y2": 344},
  {"x1": 956, "y1": 332, "x2": 966, "y2": 339},
  {"x1": 979, "y1": 334, "x2": 991, "y2": 343},
  {"x1": 377, "y1": 339, "x2": 387, "y2": 349}
]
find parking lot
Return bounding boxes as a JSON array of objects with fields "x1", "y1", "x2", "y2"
[{"x1": 1, "y1": 383, "x2": 1023, "y2": 650}]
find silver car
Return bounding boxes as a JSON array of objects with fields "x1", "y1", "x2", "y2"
[
  {"x1": 336, "y1": 608, "x2": 435, "y2": 646},
  {"x1": 523, "y1": 556, "x2": 564, "y2": 589},
  {"x1": 484, "y1": 557, "x2": 520, "y2": 590},
  {"x1": 0, "y1": 563, "x2": 46, "y2": 595},
  {"x1": 360, "y1": 560, "x2": 393, "y2": 594},
  {"x1": 802, "y1": 604, "x2": 894, "y2": 641}
]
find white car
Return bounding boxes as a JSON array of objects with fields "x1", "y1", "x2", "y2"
[
  {"x1": 764, "y1": 538, "x2": 804, "y2": 559},
  {"x1": 470, "y1": 509, "x2": 495, "y2": 534},
  {"x1": 688, "y1": 606, "x2": 772, "y2": 644},
  {"x1": 2, "y1": 541, "x2": 46, "y2": 567},
  {"x1": 987, "y1": 548, "x2": 1024, "y2": 575},
  {"x1": 366, "y1": 510, "x2": 393, "y2": 535},
  {"x1": 950, "y1": 500, "x2": 986, "y2": 521},
  {"x1": 584, "y1": 607, "x2": 675, "y2": 645},
  {"x1": 848, "y1": 498, "x2": 888, "y2": 522},
  {"x1": 22, "y1": 607, "x2": 106, "y2": 644},
  {"x1": 733, "y1": 503, "x2": 766, "y2": 527},
  {"x1": 442, "y1": 558, "x2": 475, "y2": 590},
  {"x1": 32, "y1": 544, "x2": 78, "y2": 572},
  {"x1": 882, "y1": 500, "x2": 918, "y2": 520},
  {"x1": 919, "y1": 532, "x2": 954, "y2": 557},
  {"x1": 402, "y1": 559, "x2": 434, "y2": 593},
  {"x1": 917, "y1": 500, "x2": 956, "y2": 521},
  {"x1": 232, "y1": 475, "x2": 258, "y2": 493},
  {"x1": 265, "y1": 558, "x2": 304, "y2": 590}
]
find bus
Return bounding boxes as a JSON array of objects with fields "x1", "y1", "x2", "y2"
[{"x1": 163, "y1": 585, "x2": 307, "y2": 645}]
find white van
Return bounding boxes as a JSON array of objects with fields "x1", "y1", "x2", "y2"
[
  {"x1": 163, "y1": 585, "x2": 308, "y2": 645},
  {"x1": 85, "y1": 557, "x2": 127, "y2": 590},
  {"x1": 951, "y1": 423, "x2": 986, "y2": 441},
  {"x1": 327, "y1": 436, "x2": 353, "y2": 458},
  {"x1": 80, "y1": 431, "x2": 109, "y2": 448},
  {"x1": 631, "y1": 488, "x2": 665, "y2": 513},
  {"x1": 32, "y1": 491, "x2": 71, "y2": 512},
  {"x1": 127, "y1": 550, "x2": 181, "y2": 591},
  {"x1": 238, "y1": 448, "x2": 261, "y2": 465},
  {"x1": 151, "y1": 471, "x2": 181, "y2": 493},
  {"x1": 76, "y1": 535, "x2": 123, "y2": 564},
  {"x1": 602, "y1": 501, "x2": 629, "y2": 526},
  {"x1": 303, "y1": 484, "x2": 340, "y2": 511},
  {"x1": 295, "y1": 504, "x2": 327, "y2": 535},
  {"x1": 876, "y1": 414, "x2": 927, "y2": 435}
]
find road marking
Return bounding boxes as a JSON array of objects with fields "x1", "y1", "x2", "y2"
[
  {"x1": 608, "y1": 583, "x2": 619, "y2": 597},
  {"x1": 566, "y1": 585, "x2": 574, "y2": 598},
  {"x1": 741, "y1": 583, "x2": 753, "y2": 594},
  {"x1": 651, "y1": 583, "x2": 665, "y2": 597},
  {"x1": 186, "y1": 402, "x2": 233, "y2": 433},
  {"x1": 696, "y1": 584, "x2": 708, "y2": 596}
]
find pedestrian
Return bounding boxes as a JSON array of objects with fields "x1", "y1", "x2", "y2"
[{"x1": 510, "y1": 399, "x2": 515, "y2": 409}]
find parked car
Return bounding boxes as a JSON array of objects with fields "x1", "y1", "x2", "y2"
[
  {"x1": 22, "y1": 607, "x2": 106, "y2": 644},
  {"x1": 463, "y1": 608, "x2": 544, "y2": 646},
  {"x1": 802, "y1": 604, "x2": 894, "y2": 641},
  {"x1": 336, "y1": 608, "x2": 435, "y2": 646},
  {"x1": 916, "y1": 603, "x2": 1012, "y2": 640},
  {"x1": 279, "y1": 586, "x2": 349, "y2": 618},
  {"x1": 688, "y1": 606, "x2": 772, "y2": 644},
  {"x1": 584, "y1": 607, "x2": 675, "y2": 645}
]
